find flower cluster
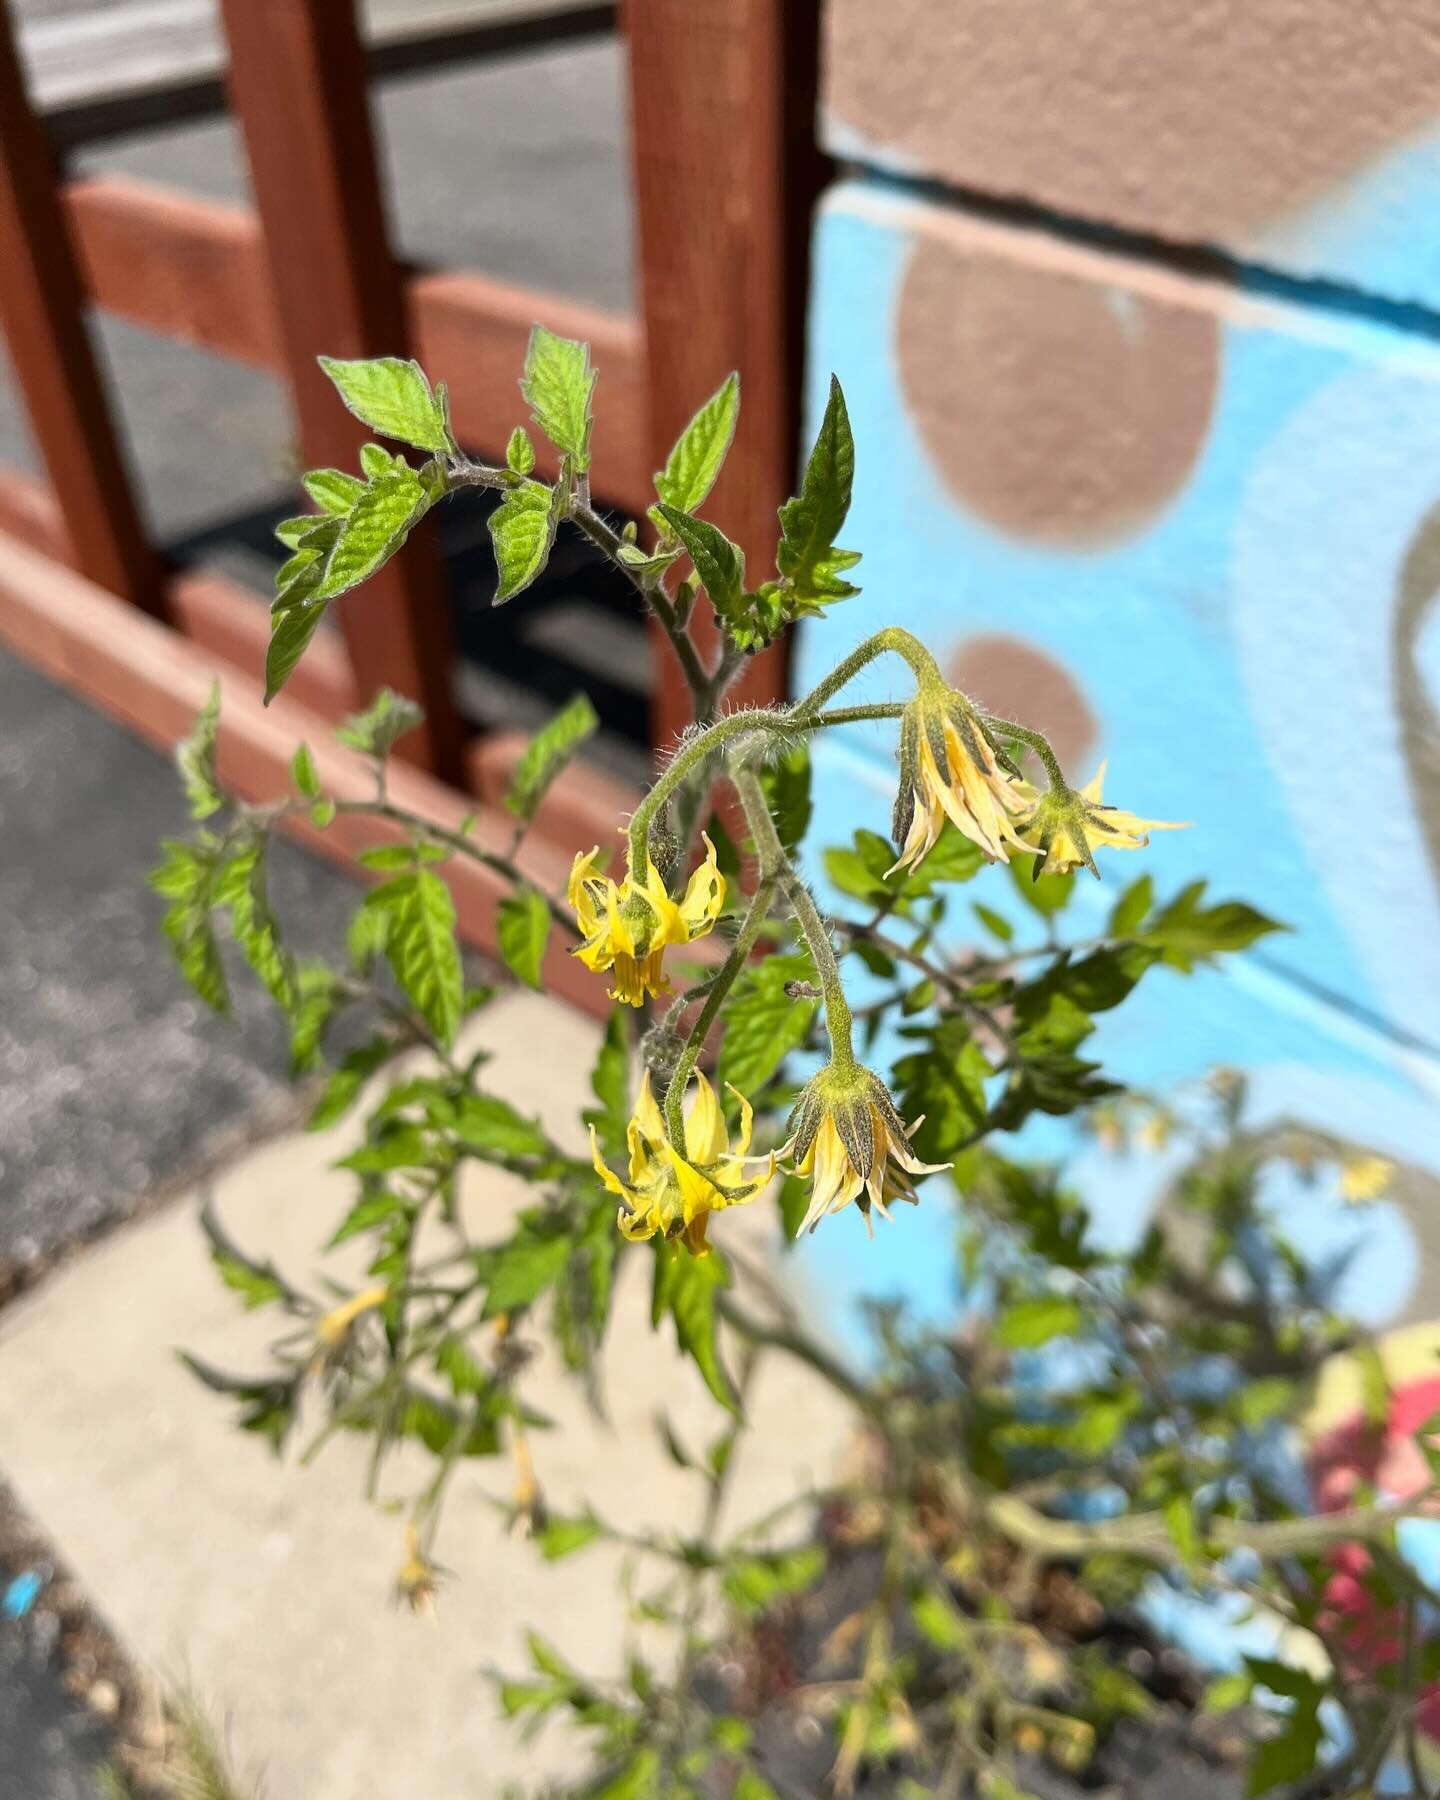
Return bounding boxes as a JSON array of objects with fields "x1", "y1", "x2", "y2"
[
  {"x1": 568, "y1": 833, "x2": 724, "y2": 1006},
  {"x1": 893, "y1": 688, "x2": 1184, "y2": 881}
]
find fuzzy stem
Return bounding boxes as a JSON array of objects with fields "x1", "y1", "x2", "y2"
[
  {"x1": 983, "y1": 716, "x2": 1068, "y2": 792},
  {"x1": 663, "y1": 875, "x2": 777, "y2": 1148},
  {"x1": 791, "y1": 627, "x2": 943, "y2": 722},
  {"x1": 733, "y1": 766, "x2": 855, "y2": 1068},
  {"x1": 628, "y1": 711, "x2": 790, "y2": 868}
]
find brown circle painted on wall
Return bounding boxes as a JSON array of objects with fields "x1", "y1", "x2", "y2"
[
  {"x1": 949, "y1": 634, "x2": 1097, "y2": 777},
  {"x1": 898, "y1": 235, "x2": 1220, "y2": 546}
]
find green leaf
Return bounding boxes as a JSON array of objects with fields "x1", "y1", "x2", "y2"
[
  {"x1": 336, "y1": 688, "x2": 426, "y2": 758},
  {"x1": 718, "y1": 953, "x2": 817, "y2": 1096},
  {"x1": 497, "y1": 889, "x2": 551, "y2": 991},
  {"x1": 536, "y1": 1513, "x2": 603, "y2": 1561},
  {"x1": 456, "y1": 1093, "x2": 551, "y2": 1161},
  {"x1": 201, "y1": 1200, "x2": 289, "y2": 1312},
  {"x1": 360, "y1": 443, "x2": 395, "y2": 480},
  {"x1": 758, "y1": 746, "x2": 812, "y2": 855},
  {"x1": 179, "y1": 1354, "x2": 296, "y2": 1453},
  {"x1": 1009, "y1": 855, "x2": 1075, "y2": 916},
  {"x1": 1108, "y1": 873, "x2": 1153, "y2": 938},
  {"x1": 274, "y1": 515, "x2": 315, "y2": 549},
  {"x1": 593, "y1": 1751, "x2": 661, "y2": 1800},
  {"x1": 221, "y1": 837, "x2": 296, "y2": 1011},
  {"x1": 893, "y1": 1017, "x2": 989, "y2": 1162},
  {"x1": 777, "y1": 1173, "x2": 810, "y2": 1246},
  {"x1": 655, "y1": 502, "x2": 745, "y2": 614},
  {"x1": 722, "y1": 1546, "x2": 825, "y2": 1617},
  {"x1": 149, "y1": 836, "x2": 230, "y2": 1012},
  {"x1": 506, "y1": 425, "x2": 536, "y2": 475},
  {"x1": 1246, "y1": 1704, "x2": 1323, "y2": 1796},
  {"x1": 520, "y1": 326, "x2": 594, "y2": 469},
  {"x1": 328, "y1": 1189, "x2": 413, "y2": 1248},
  {"x1": 652, "y1": 1245, "x2": 735, "y2": 1411},
  {"x1": 993, "y1": 1295, "x2": 1083, "y2": 1348},
  {"x1": 776, "y1": 374, "x2": 860, "y2": 611},
  {"x1": 307, "y1": 1037, "x2": 401, "y2": 1130},
  {"x1": 973, "y1": 902, "x2": 1013, "y2": 943},
  {"x1": 734, "y1": 1775, "x2": 778, "y2": 1800},
  {"x1": 1163, "y1": 1493, "x2": 1200, "y2": 1564},
  {"x1": 290, "y1": 742, "x2": 321, "y2": 799},
  {"x1": 264, "y1": 595, "x2": 328, "y2": 705},
  {"x1": 317, "y1": 355, "x2": 451, "y2": 453},
  {"x1": 366, "y1": 867, "x2": 464, "y2": 1048},
  {"x1": 505, "y1": 693, "x2": 599, "y2": 822},
  {"x1": 312, "y1": 465, "x2": 432, "y2": 604},
  {"x1": 1144, "y1": 882, "x2": 1285, "y2": 972},
  {"x1": 302, "y1": 467, "x2": 365, "y2": 515},
  {"x1": 479, "y1": 1227, "x2": 571, "y2": 1318},
  {"x1": 654, "y1": 371, "x2": 740, "y2": 513},
  {"x1": 583, "y1": 1008, "x2": 630, "y2": 1163},
  {"x1": 175, "y1": 681, "x2": 223, "y2": 820},
  {"x1": 489, "y1": 479, "x2": 560, "y2": 604}
]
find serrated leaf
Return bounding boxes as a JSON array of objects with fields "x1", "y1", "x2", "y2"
[
  {"x1": 175, "y1": 681, "x2": 223, "y2": 820},
  {"x1": 336, "y1": 687, "x2": 426, "y2": 758},
  {"x1": 222, "y1": 837, "x2": 295, "y2": 1010},
  {"x1": 265, "y1": 596, "x2": 329, "y2": 705},
  {"x1": 307, "y1": 1037, "x2": 399, "y2": 1130},
  {"x1": 489, "y1": 479, "x2": 560, "y2": 604},
  {"x1": 655, "y1": 502, "x2": 744, "y2": 613},
  {"x1": 1143, "y1": 881, "x2": 1285, "y2": 971},
  {"x1": 894, "y1": 1017, "x2": 989, "y2": 1162},
  {"x1": 360, "y1": 442, "x2": 395, "y2": 480},
  {"x1": 366, "y1": 867, "x2": 463, "y2": 1048},
  {"x1": 302, "y1": 467, "x2": 365, "y2": 515},
  {"x1": 718, "y1": 953, "x2": 817, "y2": 1096},
  {"x1": 456, "y1": 1093, "x2": 551, "y2": 1161},
  {"x1": 758, "y1": 746, "x2": 811, "y2": 855},
  {"x1": 497, "y1": 888, "x2": 551, "y2": 991},
  {"x1": 274, "y1": 515, "x2": 315, "y2": 549},
  {"x1": 312, "y1": 465, "x2": 431, "y2": 604},
  {"x1": 506, "y1": 425, "x2": 535, "y2": 475},
  {"x1": 777, "y1": 374, "x2": 859, "y2": 609},
  {"x1": 654, "y1": 371, "x2": 739, "y2": 513},
  {"x1": 318, "y1": 355, "x2": 450, "y2": 453},
  {"x1": 520, "y1": 326, "x2": 595, "y2": 469},
  {"x1": 652, "y1": 1242, "x2": 735, "y2": 1410},
  {"x1": 505, "y1": 693, "x2": 599, "y2": 823},
  {"x1": 149, "y1": 836, "x2": 230, "y2": 1013},
  {"x1": 479, "y1": 1227, "x2": 571, "y2": 1318}
]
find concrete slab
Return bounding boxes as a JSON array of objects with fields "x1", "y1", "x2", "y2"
[{"x1": 0, "y1": 990, "x2": 851, "y2": 1798}]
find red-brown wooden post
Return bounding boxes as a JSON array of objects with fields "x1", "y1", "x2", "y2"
[
  {"x1": 0, "y1": 2, "x2": 162, "y2": 612},
  {"x1": 625, "y1": 0, "x2": 828, "y2": 749},
  {"x1": 218, "y1": 0, "x2": 462, "y2": 778}
]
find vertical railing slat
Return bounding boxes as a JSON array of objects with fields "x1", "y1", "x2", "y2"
[
  {"x1": 218, "y1": 0, "x2": 463, "y2": 778},
  {"x1": 0, "y1": 2, "x2": 162, "y2": 612},
  {"x1": 626, "y1": 0, "x2": 828, "y2": 747}
]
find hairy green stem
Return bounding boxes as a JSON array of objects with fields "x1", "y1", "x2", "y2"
[
  {"x1": 663, "y1": 875, "x2": 777, "y2": 1148},
  {"x1": 733, "y1": 766, "x2": 855, "y2": 1067},
  {"x1": 628, "y1": 712, "x2": 789, "y2": 867},
  {"x1": 791, "y1": 626, "x2": 943, "y2": 722},
  {"x1": 983, "y1": 716, "x2": 1068, "y2": 791}
]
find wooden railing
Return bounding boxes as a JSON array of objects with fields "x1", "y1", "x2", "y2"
[{"x1": 0, "y1": 0, "x2": 824, "y2": 998}]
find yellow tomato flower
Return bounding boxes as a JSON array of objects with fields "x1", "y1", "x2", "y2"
[
  {"x1": 1017, "y1": 762, "x2": 1187, "y2": 878},
  {"x1": 568, "y1": 834, "x2": 725, "y2": 1006},
  {"x1": 394, "y1": 1524, "x2": 442, "y2": 1616},
  {"x1": 782, "y1": 1064, "x2": 950, "y2": 1238},
  {"x1": 890, "y1": 695, "x2": 1031, "y2": 875},
  {"x1": 590, "y1": 1070, "x2": 772, "y2": 1256},
  {"x1": 1339, "y1": 1151, "x2": 1393, "y2": 1204}
]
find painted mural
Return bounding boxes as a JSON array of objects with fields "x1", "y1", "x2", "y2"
[{"x1": 791, "y1": 182, "x2": 1440, "y2": 1351}]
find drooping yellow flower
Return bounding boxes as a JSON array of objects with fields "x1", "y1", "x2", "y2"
[
  {"x1": 394, "y1": 1524, "x2": 442, "y2": 1616},
  {"x1": 1017, "y1": 762, "x2": 1187, "y2": 879},
  {"x1": 590, "y1": 1070, "x2": 772, "y2": 1255},
  {"x1": 1338, "y1": 1151, "x2": 1393, "y2": 1204},
  {"x1": 889, "y1": 696, "x2": 1032, "y2": 875},
  {"x1": 568, "y1": 834, "x2": 725, "y2": 1006},
  {"x1": 782, "y1": 1064, "x2": 950, "y2": 1238}
]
